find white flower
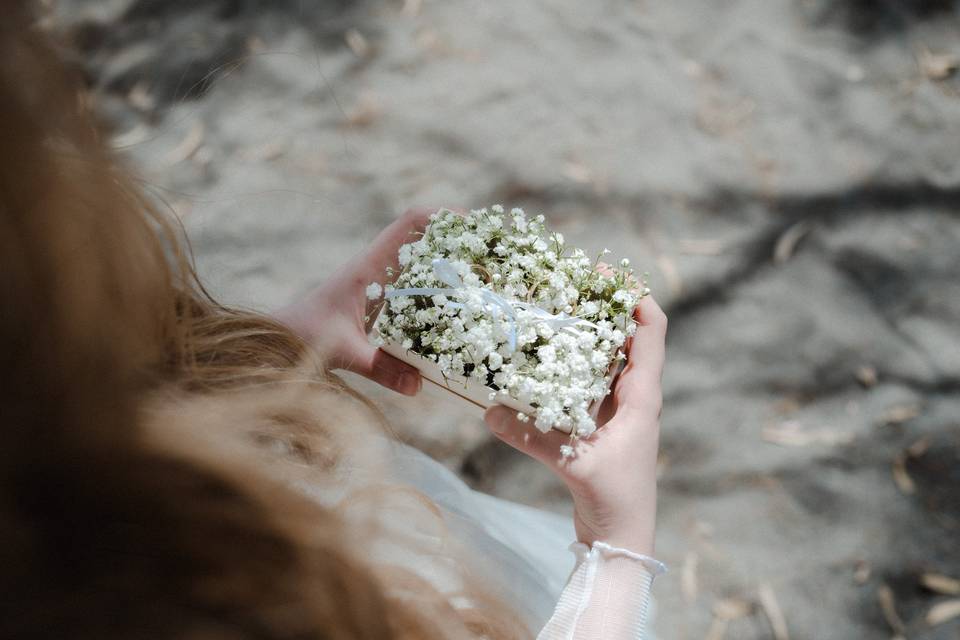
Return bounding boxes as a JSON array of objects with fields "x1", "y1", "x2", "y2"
[
  {"x1": 366, "y1": 282, "x2": 383, "y2": 299},
  {"x1": 389, "y1": 296, "x2": 413, "y2": 311},
  {"x1": 398, "y1": 244, "x2": 413, "y2": 266},
  {"x1": 369, "y1": 206, "x2": 647, "y2": 457}
]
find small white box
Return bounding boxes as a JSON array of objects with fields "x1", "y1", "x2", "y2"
[{"x1": 374, "y1": 309, "x2": 621, "y2": 434}]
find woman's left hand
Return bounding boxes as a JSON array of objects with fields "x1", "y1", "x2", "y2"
[{"x1": 275, "y1": 207, "x2": 435, "y2": 395}]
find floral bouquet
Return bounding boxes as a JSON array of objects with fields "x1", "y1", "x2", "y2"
[{"x1": 367, "y1": 206, "x2": 647, "y2": 455}]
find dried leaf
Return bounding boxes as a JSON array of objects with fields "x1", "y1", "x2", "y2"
[
  {"x1": 240, "y1": 142, "x2": 285, "y2": 162},
  {"x1": 127, "y1": 82, "x2": 155, "y2": 112},
  {"x1": 681, "y1": 551, "x2": 699, "y2": 603},
  {"x1": 919, "y1": 48, "x2": 959, "y2": 81},
  {"x1": 906, "y1": 437, "x2": 930, "y2": 458},
  {"x1": 713, "y1": 598, "x2": 752, "y2": 620},
  {"x1": 343, "y1": 94, "x2": 383, "y2": 128},
  {"x1": 246, "y1": 35, "x2": 265, "y2": 53},
  {"x1": 927, "y1": 599, "x2": 960, "y2": 626},
  {"x1": 345, "y1": 28, "x2": 371, "y2": 58},
  {"x1": 878, "y1": 403, "x2": 921, "y2": 426},
  {"x1": 773, "y1": 397, "x2": 802, "y2": 415},
  {"x1": 892, "y1": 453, "x2": 916, "y2": 495},
  {"x1": 677, "y1": 238, "x2": 727, "y2": 256},
  {"x1": 762, "y1": 421, "x2": 853, "y2": 447},
  {"x1": 922, "y1": 573, "x2": 960, "y2": 596},
  {"x1": 855, "y1": 365, "x2": 878, "y2": 388},
  {"x1": 877, "y1": 583, "x2": 906, "y2": 635},
  {"x1": 758, "y1": 583, "x2": 790, "y2": 640},
  {"x1": 111, "y1": 123, "x2": 150, "y2": 149},
  {"x1": 163, "y1": 121, "x2": 205, "y2": 166},
  {"x1": 561, "y1": 161, "x2": 593, "y2": 185},
  {"x1": 773, "y1": 221, "x2": 811, "y2": 264}
]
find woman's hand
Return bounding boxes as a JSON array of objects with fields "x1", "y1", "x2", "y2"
[
  {"x1": 275, "y1": 207, "x2": 436, "y2": 396},
  {"x1": 483, "y1": 296, "x2": 667, "y2": 554}
]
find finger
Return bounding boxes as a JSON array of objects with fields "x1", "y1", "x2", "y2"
[
  {"x1": 596, "y1": 260, "x2": 642, "y2": 295},
  {"x1": 350, "y1": 208, "x2": 436, "y2": 287},
  {"x1": 484, "y1": 405, "x2": 570, "y2": 468},
  {"x1": 338, "y1": 337, "x2": 422, "y2": 396},
  {"x1": 628, "y1": 295, "x2": 667, "y2": 373},
  {"x1": 353, "y1": 206, "x2": 471, "y2": 297},
  {"x1": 615, "y1": 296, "x2": 667, "y2": 411},
  {"x1": 596, "y1": 261, "x2": 615, "y2": 277}
]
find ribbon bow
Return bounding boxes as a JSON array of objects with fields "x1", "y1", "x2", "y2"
[{"x1": 384, "y1": 258, "x2": 596, "y2": 352}]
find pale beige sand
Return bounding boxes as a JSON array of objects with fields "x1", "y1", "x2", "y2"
[{"x1": 51, "y1": 1, "x2": 960, "y2": 637}]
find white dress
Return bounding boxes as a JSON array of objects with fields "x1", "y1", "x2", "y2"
[{"x1": 303, "y1": 439, "x2": 666, "y2": 639}]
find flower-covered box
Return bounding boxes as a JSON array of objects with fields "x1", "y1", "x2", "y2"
[{"x1": 368, "y1": 206, "x2": 647, "y2": 451}]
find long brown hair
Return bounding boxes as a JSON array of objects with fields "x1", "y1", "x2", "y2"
[{"x1": 0, "y1": 5, "x2": 527, "y2": 639}]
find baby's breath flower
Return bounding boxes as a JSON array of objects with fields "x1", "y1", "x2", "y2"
[
  {"x1": 366, "y1": 282, "x2": 383, "y2": 299},
  {"x1": 370, "y1": 206, "x2": 648, "y2": 453}
]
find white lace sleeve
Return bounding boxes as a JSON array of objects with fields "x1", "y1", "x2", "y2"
[{"x1": 536, "y1": 541, "x2": 667, "y2": 640}]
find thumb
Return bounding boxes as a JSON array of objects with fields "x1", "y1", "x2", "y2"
[
  {"x1": 337, "y1": 336, "x2": 422, "y2": 396},
  {"x1": 615, "y1": 296, "x2": 667, "y2": 412},
  {"x1": 484, "y1": 405, "x2": 569, "y2": 468}
]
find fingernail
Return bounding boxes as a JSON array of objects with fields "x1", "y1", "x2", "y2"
[
  {"x1": 399, "y1": 372, "x2": 420, "y2": 395},
  {"x1": 487, "y1": 409, "x2": 508, "y2": 434}
]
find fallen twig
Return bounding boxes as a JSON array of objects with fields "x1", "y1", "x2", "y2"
[{"x1": 758, "y1": 583, "x2": 789, "y2": 640}]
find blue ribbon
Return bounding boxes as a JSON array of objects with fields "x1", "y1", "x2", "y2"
[{"x1": 384, "y1": 258, "x2": 597, "y2": 352}]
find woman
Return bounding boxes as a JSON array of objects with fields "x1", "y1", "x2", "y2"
[{"x1": 0, "y1": 4, "x2": 667, "y2": 638}]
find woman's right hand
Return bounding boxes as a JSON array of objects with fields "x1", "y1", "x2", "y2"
[{"x1": 483, "y1": 296, "x2": 667, "y2": 555}]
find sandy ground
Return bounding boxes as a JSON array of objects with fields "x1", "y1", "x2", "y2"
[{"x1": 49, "y1": 1, "x2": 960, "y2": 638}]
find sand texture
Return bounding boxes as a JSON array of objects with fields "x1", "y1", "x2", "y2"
[{"x1": 51, "y1": 1, "x2": 960, "y2": 637}]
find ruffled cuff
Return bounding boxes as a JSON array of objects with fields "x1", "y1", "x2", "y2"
[{"x1": 537, "y1": 541, "x2": 667, "y2": 640}]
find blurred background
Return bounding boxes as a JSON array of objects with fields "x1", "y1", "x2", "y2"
[{"x1": 44, "y1": 1, "x2": 959, "y2": 638}]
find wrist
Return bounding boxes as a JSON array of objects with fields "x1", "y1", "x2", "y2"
[
  {"x1": 574, "y1": 513, "x2": 656, "y2": 557},
  {"x1": 577, "y1": 534, "x2": 655, "y2": 558}
]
